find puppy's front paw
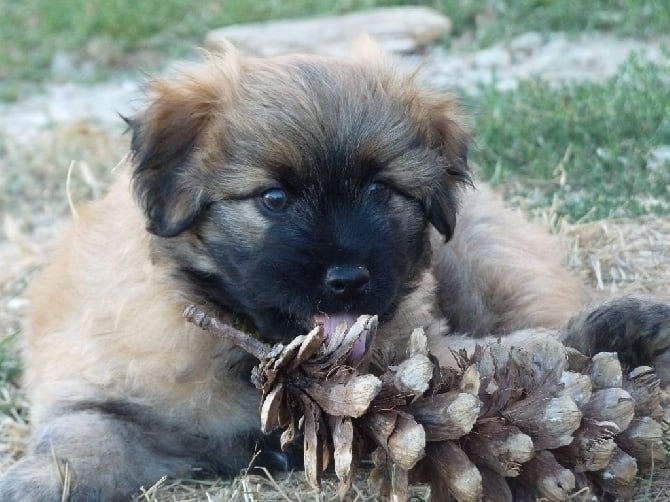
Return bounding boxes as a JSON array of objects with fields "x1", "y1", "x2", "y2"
[
  {"x1": 560, "y1": 296, "x2": 670, "y2": 382},
  {"x1": 0, "y1": 455, "x2": 71, "y2": 502},
  {"x1": 0, "y1": 453, "x2": 134, "y2": 502}
]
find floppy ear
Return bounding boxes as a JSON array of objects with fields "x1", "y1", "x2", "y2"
[
  {"x1": 128, "y1": 47, "x2": 240, "y2": 237},
  {"x1": 413, "y1": 91, "x2": 471, "y2": 241},
  {"x1": 351, "y1": 37, "x2": 470, "y2": 240}
]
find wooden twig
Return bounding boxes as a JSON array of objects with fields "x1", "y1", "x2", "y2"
[{"x1": 183, "y1": 304, "x2": 271, "y2": 360}]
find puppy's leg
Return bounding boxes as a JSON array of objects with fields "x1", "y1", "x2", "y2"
[
  {"x1": 558, "y1": 296, "x2": 670, "y2": 381},
  {"x1": 0, "y1": 404, "x2": 257, "y2": 502},
  {"x1": 433, "y1": 185, "x2": 589, "y2": 336},
  {"x1": 0, "y1": 414, "x2": 179, "y2": 501}
]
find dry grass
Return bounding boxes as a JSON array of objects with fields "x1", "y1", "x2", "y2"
[
  {"x1": 130, "y1": 469, "x2": 414, "y2": 501},
  {"x1": 564, "y1": 216, "x2": 670, "y2": 297},
  {"x1": 0, "y1": 121, "x2": 668, "y2": 500},
  {"x1": 0, "y1": 120, "x2": 126, "y2": 228}
]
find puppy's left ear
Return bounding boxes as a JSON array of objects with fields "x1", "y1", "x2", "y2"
[
  {"x1": 127, "y1": 89, "x2": 209, "y2": 238},
  {"x1": 352, "y1": 40, "x2": 470, "y2": 240},
  {"x1": 414, "y1": 91, "x2": 471, "y2": 241},
  {"x1": 129, "y1": 48, "x2": 240, "y2": 237}
]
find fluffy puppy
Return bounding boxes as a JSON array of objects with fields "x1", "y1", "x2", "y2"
[{"x1": 1, "y1": 41, "x2": 669, "y2": 500}]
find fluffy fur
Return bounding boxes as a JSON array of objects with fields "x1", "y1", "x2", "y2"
[{"x1": 1, "y1": 41, "x2": 668, "y2": 501}]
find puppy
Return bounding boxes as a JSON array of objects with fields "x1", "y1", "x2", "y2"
[{"x1": 1, "y1": 41, "x2": 669, "y2": 500}]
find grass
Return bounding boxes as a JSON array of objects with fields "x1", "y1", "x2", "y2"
[
  {"x1": 444, "y1": 0, "x2": 670, "y2": 45},
  {"x1": 0, "y1": 334, "x2": 21, "y2": 387},
  {"x1": 0, "y1": 0, "x2": 410, "y2": 94},
  {"x1": 471, "y1": 55, "x2": 670, "y2": 222},
  {"x1": 2, "y1": 0, "x2": 670, "y2": 99},
  {"x1": 0, "y1": 122, "x2": 127, "y2": 227},
  {"x1": 0, "y1": 333, "x2": 23, "y2": 418}
]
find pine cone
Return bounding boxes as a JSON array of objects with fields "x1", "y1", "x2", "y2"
[{"x1": 184, "y1": 305, "x2": 668, "y2": 501}]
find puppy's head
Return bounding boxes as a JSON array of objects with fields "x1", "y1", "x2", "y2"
[{"x1": 128, "y1": 41, "x2": 470, "y2": 342}]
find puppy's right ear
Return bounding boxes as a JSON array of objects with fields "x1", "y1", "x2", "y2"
[
  {"x1": 352, "y1": 37, "x2": 471, "y2": 241},
  {"x1": 129, "y1": 46, "x2": 240, "y2": 237}
]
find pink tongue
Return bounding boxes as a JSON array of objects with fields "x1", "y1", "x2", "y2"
[{"x1": 313, "y1": 313, "x2": 368, "y2": 361}]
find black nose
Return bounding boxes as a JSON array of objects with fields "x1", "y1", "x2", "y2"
[{"x1": 325, "y1": 265, "x2": 370, "y2": 298}]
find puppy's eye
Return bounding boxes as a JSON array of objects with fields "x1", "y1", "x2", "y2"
[
  {"x1": 366, "y1": 181, "x2": 391, "y2": 203},
  {"x1": 260, "y1": 188, "x2": 289, "y2": 213}
]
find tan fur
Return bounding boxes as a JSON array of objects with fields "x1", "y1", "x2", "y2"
[
  {"x1": 3, "y1": 42, "x2": 668, "y2": 501},
  {"x1": 435, "y1": 184, "x2": 589, "y2": 334},
  {"x1": 25, "y1": 170, "x2": 259, "y2": 434}
]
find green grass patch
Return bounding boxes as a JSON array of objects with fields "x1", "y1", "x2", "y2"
[
  {"x1": 0, "y1": 334, "x2": 21, "y2": 386},
  {"x1": 0, "y1": 333, "x2": 24, "y2": 416},
  {"x1": 445, "y1": 0, "x2": 670, "y2": 46},
  {"x1": 0, "y1": 0, "x2": 409, "y2": 87},
  {"x1": 471, "y1": 56, "x2": 670, "y2": 222},
  {"x1": 2, "y1": 0, "x2": 670, "y2": 97}
]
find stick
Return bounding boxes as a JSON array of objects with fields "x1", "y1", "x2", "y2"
[{"x1": 183, "y1": 304, "x2": 271, "y2": 360}]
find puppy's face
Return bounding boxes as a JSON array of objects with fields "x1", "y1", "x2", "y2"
[{"x1": 129, "y1": 46, "x2": 469, "y2": 342}]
